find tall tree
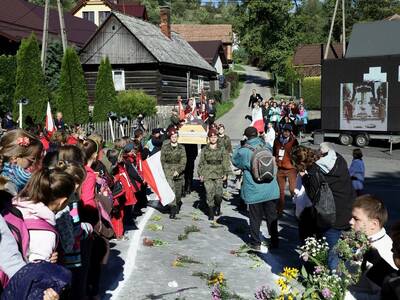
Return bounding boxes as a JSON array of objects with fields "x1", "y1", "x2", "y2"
[
  {"x1": 0, "y1": 55, "x2": 16, "y2": 115},
  {"x1": 92, "y1": 57, "x2": 117, "y2": 122},
  {"x1": 14, "y1": 33, "x2": 48, "y2": 123},
  {"x1": 57, "y1": 47, "x2": 89, "y2": 124}
]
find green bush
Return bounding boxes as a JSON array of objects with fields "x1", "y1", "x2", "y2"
[
  {"x1": 115, "y1": 90, "x2": 157, "y2": 119},
  {"x1": 301, "y1": 76, "x2": 321, "y2": 110},
  {"x1": 92, "y1": 57, "x2": 117, "y2": 122},
  {"x1": 206, "y1": 90, "x2": 222, "y2": 103},
  {"x1": 14, "y1": 33, "x2": 48, "y2": 123},
  {"x1": 0, "y1": 55, "x2": 16, "y2": 114},
  {"x1": 57, "y1": 47, "x2": 89, "y2": 124}
]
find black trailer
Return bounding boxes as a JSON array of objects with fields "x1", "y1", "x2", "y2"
[{"x1": 319, "y1": 20, "x2": 400, "y2": 148}]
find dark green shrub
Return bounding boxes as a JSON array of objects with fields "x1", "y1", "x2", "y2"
[
  {"x1": 14, "y1": 33, "x2": 48, "y2": 123},
  {"x1": 92, "y1": 57, "x2": 117, "y2": 122},
  {"x1": 0, "y1": 55, "x2": 16, "y2": 114},
  {"x1": 301, "y1": 76, "x2": 321, "y2": 110},
  {"x1": 115, "y1": 90, "x2": 157, "y2": 119},
  {"x1": 206, "y1": 90, "x2": 222, "y2": 103},
  {"x1": 57, "y1": 47, "x2": 89, "y2": 124}
]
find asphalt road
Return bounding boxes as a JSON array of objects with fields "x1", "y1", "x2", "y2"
[{"x1": 218, "y1": 65, "x2": 273, "y2": 140}]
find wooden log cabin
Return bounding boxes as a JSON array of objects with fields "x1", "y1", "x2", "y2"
[{"x1": 79, "y1": 7, "x2": 217, "y2": 107}]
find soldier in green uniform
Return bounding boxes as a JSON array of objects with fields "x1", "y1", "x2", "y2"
[
  {"x1": 217, "y1": 123, "x2": 232, "y2": 154},
  {"x1": 198, "y1": 129, "x2": 231, "y2": 220},
  {"x1": 161, "y1": 127, "x2": 187, "y2": 219}
]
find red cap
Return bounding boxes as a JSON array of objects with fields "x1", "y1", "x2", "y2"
[
  {"x1": 208, "y1": 128, "x2": 218, "y2": 137},
  {"x1": 168, "y1": 127, "x2": 178, "y2": 137}
]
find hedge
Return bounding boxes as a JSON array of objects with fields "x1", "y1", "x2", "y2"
[
  {"x1": 301, "y1": 76, "x2": 321, "y2": 110},
  {"x1": 114, "y1": 90, "x2": 157, "y2": 119}
]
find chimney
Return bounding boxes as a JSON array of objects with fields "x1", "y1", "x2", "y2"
[{"x1": 159, "y1": 6, "x2": 171, "y2": 39}]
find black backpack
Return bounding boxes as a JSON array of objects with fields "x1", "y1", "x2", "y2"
[
  {"x1": 314, "y1": 169, "x2": 336, "y2": 229},
  {"x1": 244, "y1": 143, "x2": 275, "y2": 183}
]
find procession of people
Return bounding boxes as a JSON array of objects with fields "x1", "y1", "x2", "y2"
[{"x1": 0, "y1": 88, "x2": 399, "y2": 300}]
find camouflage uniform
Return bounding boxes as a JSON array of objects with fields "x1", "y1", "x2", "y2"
[
  {"x1": 198, "y1": 144, "x2": 231, "y2": 208},
  {"x1": 160, "y1": 142, "x2": 187, "y2": 207},
  {"x1": 217, "y1": 134, "x2": 233, "y2": 154}
]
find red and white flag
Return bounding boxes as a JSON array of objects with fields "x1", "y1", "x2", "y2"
[
  {"x1": 178, "y1": 99, "x2": 185, "y2": 120},
  {"x1": 45, "y1": 102, "x2": 56, "y2": 135},
  {"x1": 251, "y1": 107, "x2": 265, "y2": 133},
  {"x1": 141, "y1": 151, "x2": 175, "y2": 206}
]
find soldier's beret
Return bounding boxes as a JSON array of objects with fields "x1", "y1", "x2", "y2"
[{"x1": 208, "y1": 128, "x2": 218, "y2": 137}]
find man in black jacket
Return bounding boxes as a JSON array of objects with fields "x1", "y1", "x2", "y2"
[{"x1": 248, "y1": 89, "x2": 263, "y2": 108}]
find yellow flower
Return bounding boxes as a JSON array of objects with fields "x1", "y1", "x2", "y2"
[
  {"x1": 277, "y1": 295, "x2": 284, "y2": 300},
  {"x1": 172, "y1": 260, "x2": 178, "y2": 267},
  {"x1": 276, "y1": 278, "x2": 287, "y2": 292},
  {"x1": 288, "y1": 294, "x2": 294, "y2": 300},
  {"x1": 282, "y1": 267, "x2": 299, "y2": 280}
]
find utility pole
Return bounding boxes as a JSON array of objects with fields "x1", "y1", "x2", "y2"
[
  {"x1": 41, "y1": 0, "x2": 50, "y2": 69},
  {"x1": 324, "y1": 0, "x2": 340, "y2": 60},
  {"x1": 342, "y1": 0, "x2": 346, "y2": 56},
  {"x1": 56, "y1": 0, "x2": 68, "y2": 53}
]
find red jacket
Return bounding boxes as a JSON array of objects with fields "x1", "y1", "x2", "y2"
[{"x1": 114, "y1": 164, "x2": 137, "y2": 206}]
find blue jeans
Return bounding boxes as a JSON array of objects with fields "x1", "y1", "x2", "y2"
[{"x1": 323, "y1": 228, "x2": 342, "y2": 270}]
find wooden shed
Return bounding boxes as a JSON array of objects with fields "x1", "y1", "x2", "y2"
[{"x1": 80, "y1": 10, "x2": 217, "y2": 106}]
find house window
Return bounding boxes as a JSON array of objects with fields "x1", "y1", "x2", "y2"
[
  {"x1": 98, "y1": 11, "x2": 110, "y2": 24},
  {"x1": 112, "y1": 70, "x2": 125, "y2": 91},
  {"x1": 82, "y1": 11, "x2": 95, "y2": 23},
  {"x1": 197, "y1": 78, "x2": 204, "y2": 94}
]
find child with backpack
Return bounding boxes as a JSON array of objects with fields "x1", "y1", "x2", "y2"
[
  {"x1": 0, "y1": 129, "x2": 43, "y2": 196},
  {"x1": 13, "y1": 168, "x2": 76, "y2": 262}
]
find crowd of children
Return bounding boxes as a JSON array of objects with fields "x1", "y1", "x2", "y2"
[{"x1": 0, "y1": 126, "x2": 150, "y2": 299}]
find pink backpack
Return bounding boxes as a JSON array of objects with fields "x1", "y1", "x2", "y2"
[{"x1": 0, "y1": 204, "x2": 59, "y2": 289}]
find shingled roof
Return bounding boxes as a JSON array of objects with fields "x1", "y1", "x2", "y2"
[
  {"x1": 99, "y1": 11, "x2": 216, "y2": 73},
  {"x1": 171, "y1": 24, "x2": 233, "y2": 44},
  {"x1": 0, "y1": 0, "x2": 97, "y2": 47},
  {"x1": 188, "y1": 40, "x2": 227, "y2": 66}
]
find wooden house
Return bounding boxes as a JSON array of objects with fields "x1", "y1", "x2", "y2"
[
  {"x1": 188, "y1": 40, "x2": 228, "y2": 76},
  {"x1": 80, "y1": 8, "x2": 217, "y2": 106},
  {"x1": 0, "y1": 0, "x2": 97, "y2": 55},
  {"x1": 71, "y1": 0, "x2": 148, "y2": 26},
  {"x1": 171, "y1": 24, "x2": 233, "y2": 63}
]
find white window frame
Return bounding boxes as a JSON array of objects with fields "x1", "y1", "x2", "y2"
[
  {"x1": 98, "y1": 11, "x2": 110, "y2": 24},
  {"x1": 197, "y1": 77, "x2": 204, "y2": 94},
  {"x1": 112, "y1": 69, "x2": 125, "y2": 91},
  {"x1": 82, "y1": 11, "x2": 95, "y2": 23}
]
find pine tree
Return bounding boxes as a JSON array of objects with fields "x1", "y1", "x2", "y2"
[
  {"x1": 92, "y1": 57, "x2": 117, "y2": 122},
  {"x1": 57, "y1": 47, "x2": 89, "y2": 125},
  {"x1": 14, "y1": 33, "x2": 48, "y2": 123}
]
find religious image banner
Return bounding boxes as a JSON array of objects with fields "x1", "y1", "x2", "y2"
[{"x1": 340, "y1": 81, "x2": 388, "y2": 131}]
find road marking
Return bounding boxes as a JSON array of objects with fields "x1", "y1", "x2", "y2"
[{"x1": 110, "y1": 207, "x2": 155, "y2": 299}]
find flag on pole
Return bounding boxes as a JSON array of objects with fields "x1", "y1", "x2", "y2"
[
  {"x1": 251, "y1": 106, "x2": 265, "y2": 133},
  {"x1": 141, "y1": 151, "x2": 175, "y2": 206},
  {"x1": 45, "y1": 102, "x2": 56, "y2": 135},
  {"x1": 178, "y1": 99, "x2": 185, "y2": 120}
]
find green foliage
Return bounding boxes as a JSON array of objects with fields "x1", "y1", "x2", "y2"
[
  {"x1": 142, "y1": 0, "x2": 238, "y2": 24},
  {"x1": 14, "y1": 33, "x2": 48, "y2": 123},
  {"x1": 45, "y1": 41, "x2": 63, "y2": 93},
  {"x1": 233, "y1": 64, "x2": 245, "y2": 72},
  {"x1": 0, "y1": 55, "x2": 16, "y2": 114},
  {"x1": 92, "y1": 57, "x2": 117, "y2": 122},
  {"x1": 232, "y1": 48, "x2": 249, "y2": 65},
  {"x1": 28, "y1": 0, "x2": 78, "y2": 10},
  {"x1": 215, "y1": 101, "x2": 233, "y2": 120},
  {"x1": 57, "y1": 47, "x2": 89, "y2": 124},
  {"x1": 302, "y1": 76, "x2": 321, "y2": 110},
  {"x1": 206, "y1": 90, "x2": 222, "y2": 103},
  {"x1": 114, "y1": 90, "x2": 156, "y2": 119}
]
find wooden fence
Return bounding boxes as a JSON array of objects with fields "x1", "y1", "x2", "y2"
[{"x1": 81, "y1": 114, "x2": 170, "y2": 142}]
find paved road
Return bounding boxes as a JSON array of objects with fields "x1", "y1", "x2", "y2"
[{"x1": 218, "y1": 65, "x2": 273, "y2": 140}]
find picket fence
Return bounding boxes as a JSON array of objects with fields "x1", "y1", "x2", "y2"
[{"x1": 81, "y1": 114, "x2": 170, "y2": 143}]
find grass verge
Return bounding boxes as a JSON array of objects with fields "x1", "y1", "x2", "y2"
[{"x1": 233, "y1": 64, "x2": 245, "y2": 72}]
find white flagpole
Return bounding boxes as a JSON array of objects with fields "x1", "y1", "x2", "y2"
[{"x1": 108, "y1": 118, "x2": 115, "y2": 142}]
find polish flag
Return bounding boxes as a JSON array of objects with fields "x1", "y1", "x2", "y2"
[
  {"x1": 178, "y1": 99, "x2": 185, "y2": 120},
  {"x1": 141, "y1": 151, "x2": 175, "y2": 206},
  {"x1": 45, "y1": 102, "x2": 56, "y2": 135},
  {"x1": 251, "y1": 106, "x2": 265, "y2": 133}
]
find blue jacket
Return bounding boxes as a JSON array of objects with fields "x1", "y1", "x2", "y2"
[{"x1": 231, "y1": 137, "x2": 279, "y2": 204}]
